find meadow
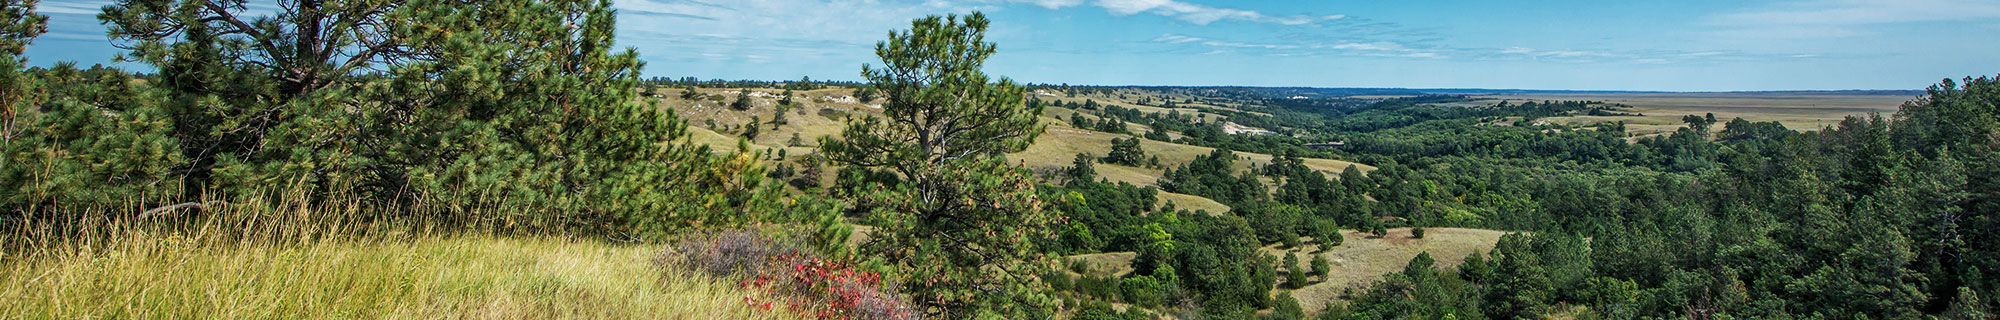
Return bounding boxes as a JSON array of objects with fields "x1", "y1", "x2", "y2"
[
  {"x1": 1477, "y1": 92, "x2": 1912, "y2": 136},
  {"x1": 0, "y1": 198, "x2": 779, "y2": 319}
]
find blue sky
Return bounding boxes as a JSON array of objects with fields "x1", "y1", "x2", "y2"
[{"x1": 24, "y1": 0, "x2": 2000, "y2": 91}]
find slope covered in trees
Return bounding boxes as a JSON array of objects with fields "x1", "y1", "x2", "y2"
[{"x1": 7, "y1": 0, "x2": 2000, "y2": 319}]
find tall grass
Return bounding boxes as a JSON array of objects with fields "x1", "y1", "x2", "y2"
[{"x1": 0, "y1": 187, "x2": 789, "y2": 319}]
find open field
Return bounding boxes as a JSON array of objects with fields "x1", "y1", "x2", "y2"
[{"x1": 1478, "y1": 93, "x2": 1913, "y2": 136}]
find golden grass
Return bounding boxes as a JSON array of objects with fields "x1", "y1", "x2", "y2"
[
  {"x1": 1480, "y1": 93, "x2": 1910, "y2": 136},
  {"x1": 655, "y1": 86, "x2": 1374, "y2": 219},
  {"x1": 0, "y1": 207, "x2": 785, "y2": 319},
  {"x1": 1157, "y1": 192, "x2": 1231, "y2": 215},
  {"x1": 1265, "y1": 228, "x2": 1507, "y2": 315},
  {"x1": 1063, "y1": 252, "x2": 1138, "y2": 278}
]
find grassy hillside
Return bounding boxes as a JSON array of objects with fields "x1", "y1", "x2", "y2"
[
  {"x1": 1477, "y1": 93, "x2": 1909, "y2": 137},
  {"x1": 657, "y1": 87, "x2": 1372, "y2": 215},
  {"x1": 1271, "y1": 228, "x2": 1506, "y2": 315},
  {"x1": 0, "y1": 223, "x2": 779, "y2": 319}
]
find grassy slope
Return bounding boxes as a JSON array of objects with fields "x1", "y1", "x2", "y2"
[
  {"x1": 0, "y1": 234, "x2": 781, "y2": 319},
  {"x1": 1271, "y1": 228, "x2": 1507, "y2": 315},
  {"x1": 1478, "y1": 93, "x2": 1908, "y2": 137},
  {"x1": 661, "y1": 87, "x2": 1372, "y2": 216}
]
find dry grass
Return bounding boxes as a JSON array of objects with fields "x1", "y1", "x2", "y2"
[
  {"x1": 1478, "y1": 93, "x2": 1911, "y2": 136},
  {"x1": 1063, "y1": 252, "x2": 1138, "y2": 278},
  {"x1": 1157, "y1": 192, "x2": 1230, "y2": 215},
  {"x1": 0, "y1": 202, "x2": 785, "y2": 319},
  {"x1": 1016, "y1": 126, "x2": 1373, "y2": 188},
  {"x1": 656, "y1": 86, "x2": 1375, "y2": 217},
  {"x1": 1265, "y1": 228, "x2": 1508, "y2": 315}
]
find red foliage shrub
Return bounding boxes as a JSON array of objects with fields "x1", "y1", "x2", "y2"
[{"x1": 662, "y1": 230, "x2": 918, "y2": 320}]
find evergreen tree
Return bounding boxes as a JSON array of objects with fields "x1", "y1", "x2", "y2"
[
  {"x1": 820, "y1": 12, "x2": 1056, "y2": 317},
  {"x1": 1486, "y1": 234, "x2": 1552, "y2": 319},
  {"x1": 731, "y1": 88, "x2": 753, "y2": 110},
  {"x1": 1273, "y1": 291, "x2": 1306, "y2": 320},
  {"x1": 67, "y1": 0, "x2": 808, "y2": 236},
  {"x1": 0, "y1": 0, "x2": 45, "y2": 56},
  {"x1": 1322, "y1": 227, "x2": 1344, "y2": 248},
  {"x1": 1310, "y1": 254, "x2": 1331, "y2": 280},
  {"x1": 1064, "y1": 153, "x2": 1098, "y2": 183},
  {"x1": 1285, "y1": 252, "x2": 1308, "y2": 288},
  {"x1": 1102, "y1": 137, "x2": 1146, "y2": 166}
]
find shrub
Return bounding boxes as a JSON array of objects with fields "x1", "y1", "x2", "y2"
[
  {"x1": 1076, "y1": 275, "x2": 1121, "y2": 301},
  {"x1": 1121, "y1": 275, "x2": 1164, "y2": 307},
  {"x1": 1273, "y1": 291, "x2": 1305, "y2": 320},
  {"x1": 1045, "y1": 271, "x2": 1074, "y2": 291},
  {"x1": 1412, "y1": 226, "x2": 1426, "y2": 239},
  {"x1": 1285, "y1": 252, "x2": 1309, "y2": 289},
  {"x1": 662, "y1": 230, "x2": 917, "y2": 320},
  {"x1": 1311, "y1": 254, "x2": 1331, "y2": 280},
  {"x1": 1323, "y1": 229, "x2": 1345, "y2": 248}
]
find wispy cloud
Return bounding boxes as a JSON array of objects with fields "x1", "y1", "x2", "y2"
[
  {"x1": 37, "y1": 1, "x2": 109, "y2": 15},
  {"x1": 1150, "y1": 34, "x2": 1448, "y2": 59},
  {"x1": 1709, "y1": 0, "x2": 2000, "y2": 39},
  {"x1": 1152, "y1": 33, "x2": 1821, "y2": 65},
  {"x1": 996, "y1": 0, "x2": 1341, "y2": 25}
]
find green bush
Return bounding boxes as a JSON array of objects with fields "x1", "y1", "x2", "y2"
[{"x1": 1121, "y1": 275, "x2": 1163, "y2": 307}]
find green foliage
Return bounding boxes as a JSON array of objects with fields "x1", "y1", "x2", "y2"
[
  {"x1": 2, "y1": 0, "x2": 827, "y2": 240},
  {"x1": 1272, "y1": 291, "x2": 1305, "y2": 320},
  {"x1": 1101, "y1": 137, "x2": 1146, "y2": 166},
  {"x1": 1284, "y1": 252, "x2": 1308, "y2": 289},
  {"x1": 855, "y1": 85, "x2": 878, "y2": 103},
  {"x1": 1322, "y1": 227, "x2": 1344, "y2": 248},
  {"x1": 1310, "y1": 254, "x2": 1330, "y2": 280},
  {"x1": 731, "y1": 88, "x2": 753, "y2": 110},
  {"x1": 1160, "y1": 148, "x2": 1265, "y2": 206},
  {"x1": 820, "y1": 12, "x2": 1055, "y2": 317},
  {"x1": 1411, "y1": 226, "x2": 1425, "y2": 239},
  {"x1": 0, "y1": 0, "x2": 46, "y2": 56},
  {"x1": 1120, "y1": 275, "x2": 1164, "y2": 307},
  {"x1": 1486, "y1": 234, "x2": 1552, "y2": 319}
]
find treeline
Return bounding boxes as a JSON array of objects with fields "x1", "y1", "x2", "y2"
[
  {"x1": 1280, "y1": 77, "x2": 2000, "y2": 319},
  {"x1": 641, "y1": 75, "x2": 864, "y2": 91}
]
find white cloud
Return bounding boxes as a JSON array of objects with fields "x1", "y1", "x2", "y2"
[
  {"x1": 1003, "y1": 0, "x2": 1086, "y2": 9},
  {"x1": 1090, "y1": 0, "x2": 1329, "y2": 25},
  {"x1": 1710, "y1": 0, "x2": 2000, "y2": 38},
  {"x1": 1716, "y1": 0, "x2": 2000, "y2": 25},
  {"x1": 1150, "y1": 33, "x2": 1445, "y2": 59}
]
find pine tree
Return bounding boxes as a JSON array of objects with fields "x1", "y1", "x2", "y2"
[
  {"x1": 820, "y1": 12, "x2": 1055, "y2": 317},
  {"x1": 1310, "y1": 254, "x2": 1331, "y2": 280},
  {"x1": 731, "y1": 88, "x2": 753, "y2": 110},
  {"x1": 80, "y1": 0, "x2": 808, "y2": 236},
  {"x1": 1285, "y1": 252, "x2": 1308, "y2": 288},
  {"x1": 1322, "y1": 227, "x2": 1346, "y2": 249},
  {"x1": 1103, "y1": 137, "x2": 1145, "y2": 166}
]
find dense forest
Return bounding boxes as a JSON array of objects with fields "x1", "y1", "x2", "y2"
[
  {"x1": 3, "y1": 0, "x2": 1999, "y2": 319},
  {"x1": 1035, "y1": 79, "x2": 2000, "y2": 319}
]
